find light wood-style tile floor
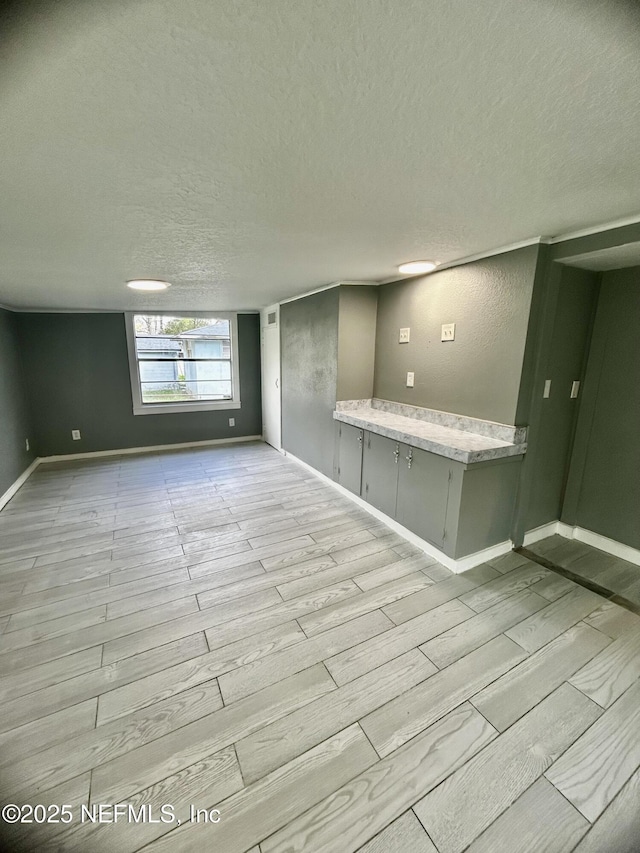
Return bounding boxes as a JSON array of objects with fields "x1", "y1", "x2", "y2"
[
  {"x1": 0, "y1": 442, "x2": 639, "y2": 852},
  {"x1": 527, "y1": 534, "x2": 640, "y2": 612}
]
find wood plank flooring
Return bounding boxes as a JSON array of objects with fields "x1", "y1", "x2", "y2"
[
  {"x1": 0, "y1": 442, "x2": 639, "y2": 852},
  {"x1": 526, "y1": 534, "x2": 640, "y2": 612}
]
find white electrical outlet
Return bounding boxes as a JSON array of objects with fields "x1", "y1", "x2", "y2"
[
  {"x1": 399, "y1": 327, "x2": 410, "y2": 344},
  {"x1": 406, "y1": 372, "x2": 415, "y2": 388},
  {"x1": 72, "y1": 429, "x2": 81, "y2": 440},
  {"x1": 570, "y1": 380, "x2": 580, "y2": 399},
  {"x1": 441, "y1": 323, "x2": 455, "y2": 341},
  {"x1": 228, "y1": 417, "x2": 235, "y2": 427},
  {"x1": 25, "y1": 438, "x2": 30, "y2": 452},
  {"x1": 543, "y1": 380, "x2": 552, "y2": 399}
]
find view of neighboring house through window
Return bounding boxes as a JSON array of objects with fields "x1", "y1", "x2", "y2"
[{"x1": 126, "y1": 313, "x2": 240, "y2": 415}]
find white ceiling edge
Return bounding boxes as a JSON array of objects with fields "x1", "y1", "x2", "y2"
[
  {"x1": 553, "y1": 243, "x2": 640, "y2": 271},
  {"x1": 376, "y1": 237, "x2": 544, "y2": 285},
  {"x1": 5, "y1": 306, "x2": 124, "y2": 314},
  {"x1": 5, "y1": 210, "x2": 640, "y2": 316},
  {"x1": 548, "y1": 211, "x2": 640, "y2": 243},
  {"x1": 9, "y1": 306, "x2": 260, "y2": 315},
  {"x1": 279, "y1": 280, "x2": 380, "y2": 306}
]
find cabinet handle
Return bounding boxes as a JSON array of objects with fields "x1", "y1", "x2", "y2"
[
  {"x1": 358, "y1": 432, "x2": 363, "y2": 444},
  {"x1": 393, "y1": 445, "x2": 399, "y2": 464},
  {"x1": 406, "y1": 449, "x2": 413, "y2": 469}
]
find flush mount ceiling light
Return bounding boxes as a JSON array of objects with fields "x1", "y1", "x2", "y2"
[
  {"x1": 397, "y1": 260, "x2": 438, "y2": 275},
  {"x1": 126, "y1": 279, "x2": 172, "y2": 291}
]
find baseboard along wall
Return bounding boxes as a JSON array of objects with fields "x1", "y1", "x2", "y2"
[
  {"x1": 282, "y1": 450, "x2": 512, "y2": 574},
  {"x1": 0, "y1": 435, "x2": 263, "y2": 511},
  {"x1": 523, "y1": 520, "x2": 640, "y2": 568}
]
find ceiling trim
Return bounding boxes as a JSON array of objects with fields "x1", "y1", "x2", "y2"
[
  {"x1": 549, "y1": 211, "x2": 640, "y2": 243},
  {"x1": 14, "y1": 307, "x2": 122, "y2": 314},
  {"x1": 8, "y1": 306, "x2": 261, "y2": 314},
  {"x1": 277, "y1": 279, "x2": 380, "y2": 307},
  {"x1": 277, "y1": 282, "x2": 340, "y2": 306},
  {"x1": 377, "y1": 236, "x2": 544, "y2": 285}
]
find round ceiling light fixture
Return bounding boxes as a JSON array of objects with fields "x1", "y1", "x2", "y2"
[
  {"x1": 126, "y1": 279, "x2": 172, "y2": 291},
  {"x1": 397, "y1": 260, "x2": 438, "y2": 275}
]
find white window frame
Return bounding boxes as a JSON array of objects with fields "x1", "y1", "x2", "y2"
[{"x1": 125, "y1": 311, "x2": 241, "y2": 416}]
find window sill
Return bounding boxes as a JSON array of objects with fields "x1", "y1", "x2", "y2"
[{"x1": 133, "y1": 400, "x2": 242, "y2": 416}]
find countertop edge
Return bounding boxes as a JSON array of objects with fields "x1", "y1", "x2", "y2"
[{"x1": 333, "y1": 410, "x2": 527, "y2": 464}]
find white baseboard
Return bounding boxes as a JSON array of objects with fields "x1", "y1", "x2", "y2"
[
  {"x1": 522, "y1": 521, "x2": 562, "y2": 546},
  {"x1": 452, "y1": 540, "x2": 513, "y2": 573},
  {"x1": 0, "y1": 436, "x2": 264, "y2": 512},
  {"x1": 523, "y1": 520, "x2": 640, "y2": 568},
  {"x1": 39, "y1": 435, "x2": 264, "y2": 464},
  {"x1": 282, "y1": 450, "x2": 512, "y2": 573},
  {"x1": 572, "y1": 526, "x2": 640, "y2": 567},
  {"x1": 0, "y1": 459, "x2": 40, "y2": 511}
]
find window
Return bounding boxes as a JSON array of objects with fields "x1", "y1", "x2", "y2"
[{"x1": 125, "y1": 313, "x2": 240, "y2": 415}]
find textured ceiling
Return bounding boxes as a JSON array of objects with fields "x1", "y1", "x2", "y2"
[
  {"x1": 2, "y1": 0, "x2": 640, "y2": 311},
  {"x1": 562, "y1": 241, "x2": 640, "y2": 271}
]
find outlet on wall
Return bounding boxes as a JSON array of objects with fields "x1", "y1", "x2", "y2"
[
  {"x1": 72, "y1": 429, "x2": 81, "y2": 440},
  {"x1": 399, "y1": 327, "x2": 410, "y2": 344},
  {"x1": 441, "y1": 323, "x2": 455, "y2": 341},
  {"x1": 228, "y1": 418, "x2": 235, "y2": 427},
  {"x1": 25, "y1": 438, "x2": 30, "y2": 452},
  {"x1": 406, "y1": 372, "x2": 415, "y2": 388}
]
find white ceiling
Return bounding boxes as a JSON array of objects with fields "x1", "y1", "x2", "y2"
[
  {"x1": 561, "y1": 242, "x2": 640, "y2": 272},
  {"x1": 2, "y1": 0, "x2": 640, "y2": 311}
]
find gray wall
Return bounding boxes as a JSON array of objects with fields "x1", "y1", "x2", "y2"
[
  {"x1": 373, "y1": 245, "x2": 540, "y2": 424},
  {"x1": 280, "y1": 288, "x2": 339, "y2": 477},
  {"x1": 0, "y1": 307, "x2": 35, "y2": 495},
  {"x1": 17, "y1": 312, "x2": 261, "y2": 456},
  {"x1": 337, "y1": 286, "x2": 378, "y2": 401},
  {"x1": 523, "y1": 265, "x2": 599, "y2": 531},
  {"x1": 562, "y1": 267, "x2": 640, "y2": 550}
]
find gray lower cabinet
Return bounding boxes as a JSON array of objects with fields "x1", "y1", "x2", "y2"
[
  {"x1": 335, "y1": 421, "x2": 523, "y2": 559},
  {"x1": 336, "y1": 422, "x2": 364, "y2": 495},
  {"x1": 395, "y1": 444, "x2": 453, "y2": 549},
  {"x1": 362, "y1": 432, "x2": 400, "y2": 517}
]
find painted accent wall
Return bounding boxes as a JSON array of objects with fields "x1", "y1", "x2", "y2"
[
  {"x1": 280, "y1": 285, "x2": 378, "y2": 477},
  {"x1": 17, "y1": 312, "x2": 261, "y2": 456},
  {"x1": 373, "y1": 245, "x2": 540, "y2": 425},
  {"x1": 0, "y1": 307, "x2": 35, "y2": 495},
  {"x1": 280, "y1": 288, "x2": 340, "y2": 477},
  {"x1": 562, "y1": 267, "x2": 640, "y2": 550}
]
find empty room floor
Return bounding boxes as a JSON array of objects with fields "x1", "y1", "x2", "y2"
[
  {"x1": 525, "y1": 535, "x2": 640, "y2": 613},
  {"x1": 0, "y1": 443, "x2": 639, "y2": 853}
]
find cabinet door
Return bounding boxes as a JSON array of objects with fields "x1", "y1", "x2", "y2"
[
  {"x1": 362, "y1": 431, "x2": 400, "y2": 517},
  {"x1": 396, "y1": 444, "x2": 452, "y2": 548},
  {"x1": 336, "y1": 423, "x2": 364, "y2": 495}
]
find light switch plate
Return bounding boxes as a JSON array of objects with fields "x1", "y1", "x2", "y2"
[
  {"x1": 570, "y1": 381, "x2": 580, "y2": 399},
  {"x1": 406, "y1": 372, "x2": 415, "y2": 388},
  {"x1": 543, "y1": 380, "x2": 552, "y2": 399},
  {"x1": 441, "y1": 323, "x2": 455, "y2": 341},
  {"x1": 399, "y1": 327, "x2": 410, "y2": 344}
]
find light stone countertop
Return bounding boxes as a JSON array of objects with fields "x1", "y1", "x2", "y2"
[{"x1": 333, "y1": 404, "x2": 527, "y2": 464}]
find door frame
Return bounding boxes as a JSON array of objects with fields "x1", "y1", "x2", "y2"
[{"x1": 260, "y1": 304, "x2": 282, "y2": 451}]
